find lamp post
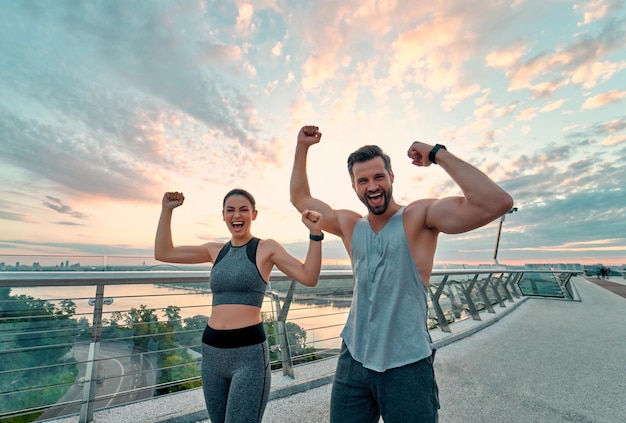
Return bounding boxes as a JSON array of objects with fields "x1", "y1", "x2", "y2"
[{"x1": 493, "y1": 207, "x2": 518, "y2": 265}]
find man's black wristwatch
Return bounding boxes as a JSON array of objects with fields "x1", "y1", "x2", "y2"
[
  {"x1": 310, "y1": 233, "x2": 324, "y2": 242},
  {"x1": 428, "y1": 144, "x2": 447, "y2": 165}
]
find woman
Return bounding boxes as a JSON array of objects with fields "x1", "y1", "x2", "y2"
[{"x1": 154, "y1": 188, "x2": 324, "y2": 423}]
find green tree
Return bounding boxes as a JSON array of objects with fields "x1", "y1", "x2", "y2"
[
  {"x1": 0, "y1": 288, "x2": 80, "y2": 421},
  {"x1": 163, "y1": 305, "x2": 182, "y2": 331},
  {"x1": 177, "y1": 314, "x2": 208, "y2": 351},
  {"x1": 156, "y1": 346, "x2": 201, "y2": 394},
  {"x1": 125, "y1": 305, "x2": 159, "y2": 350}
]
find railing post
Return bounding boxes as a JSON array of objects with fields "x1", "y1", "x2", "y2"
[
  {"x1": 505, "y1": 272, "x2": 521, "y2": 298},
  {"x1": 499, "y1": 273, "x2": 514, "y2": 302},
  {"x1": 490, "y1": 274, "x2": 506, "y2": 308},
  {"x1": 557, "y1": 273, "x2": 575, "y2": 300},
  {"x1": 79, "y1": 284, "x2": 105, "y2": 423},
  {"x1": 267, "y1": 281, "x2": 297, "y2": 378},
  {"x1": 462, "y1": 274, "x2": 481, "y2": 320},
  {"x1": 429, "y1": 276, "x2": 451, "y2": 333},
  {"x1": 478, "y1": 274, "x2": 496, "y2": 313},
  {"x1": 512, "y1": 272, "x2": 524, "y2": 296}
]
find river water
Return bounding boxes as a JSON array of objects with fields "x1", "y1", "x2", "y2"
[{"x1": 9, "y1": 283, "x2": 350, "y2": 350}]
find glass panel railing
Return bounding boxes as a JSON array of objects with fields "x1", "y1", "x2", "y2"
[{"x1": 518, "y1": 272, "x2": 570, "y2": 298}]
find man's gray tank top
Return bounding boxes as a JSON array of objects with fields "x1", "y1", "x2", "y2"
[{"x1": 341, "y1": 207, "x2": 433, "y2": 372}]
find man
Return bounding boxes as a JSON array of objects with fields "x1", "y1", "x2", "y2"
[{"x1": 289, "y1": 125, "x2": 513, "y2": 423}]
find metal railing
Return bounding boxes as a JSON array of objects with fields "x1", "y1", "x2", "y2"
[{"x1": 0, "y1": 267, "x2": 578, "y2": 422}]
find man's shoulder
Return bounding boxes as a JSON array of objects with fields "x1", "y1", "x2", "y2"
[
  {"x1": 403, "y1": 198, "x2": 437, "y2": 217},
  {"x1": 336, "y1": 208, "x2": 364, "y2": 221},
  {"x1": 334, "y1": 209, "x2": 362, "y2": 239},
  {"x1": 402, "y1": 199, "x2": 439, "y2": 234},
  {"x1": 405, "y1": 198, "x2": 437, "y2": 209}
]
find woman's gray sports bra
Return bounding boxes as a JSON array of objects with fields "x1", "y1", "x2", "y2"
[{"x1": 210, "y1": 238, "x2": 267, "y2": 308}]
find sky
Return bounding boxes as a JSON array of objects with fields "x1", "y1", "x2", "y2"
[{"x1": 1, "y1": 0, "x2": 625, "y2": 268}]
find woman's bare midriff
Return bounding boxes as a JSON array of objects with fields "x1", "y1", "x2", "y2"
[{"x1": 208, "y1": 304, "x2": 262, "y2": 330}]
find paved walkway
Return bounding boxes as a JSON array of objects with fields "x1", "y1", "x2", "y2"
[
  {"x1": 430, "y1": 276, "x2": 626, "y2": 423},
  {"x1": 252, "y1": 276, "x2": 626, "y2": 423},
  {"x1": 45, "y1": 276, "x2": 626, "y2": 423},
  {"x1": 587, "y1": 276, "x2": 626, "y2": 298}
]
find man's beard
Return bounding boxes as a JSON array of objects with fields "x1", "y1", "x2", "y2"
[{"x1": 358, "y1": 187, "x2": 392, "y2": 215}]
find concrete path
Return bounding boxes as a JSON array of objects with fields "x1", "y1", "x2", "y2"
[{"x1": 587, "y1": 275, "x2": 626, "y2": 298}]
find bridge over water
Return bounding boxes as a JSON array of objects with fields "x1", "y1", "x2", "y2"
[{"x1": 38, "y1": 275, "x2": 625, "y2": 423}]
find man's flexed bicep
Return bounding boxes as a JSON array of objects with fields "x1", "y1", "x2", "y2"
[
  {"x1": 291, "y1": 160, "x2": 360, "y2": 238},
  {"x1": 407, "y1": 141, "x2": 513, "y2": 235},
  {"x1": 290, "y1": 125, "x2": 356, "y2": 238},
  {"x1": 424, "y1": 195, "x2": 503, "y2": 235}
]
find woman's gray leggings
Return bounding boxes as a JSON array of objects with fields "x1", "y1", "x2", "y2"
[{"x1": 201, "y1": 324, "x2": 270, "y2": 423}]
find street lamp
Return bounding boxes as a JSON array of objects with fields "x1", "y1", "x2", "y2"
[{"x1": 493, "y1": 207, "x2": 518, "y2": 265}]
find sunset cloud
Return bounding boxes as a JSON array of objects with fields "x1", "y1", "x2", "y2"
[
  {"x1": 485, "y1": 45, "x2": 527, "y2": 68},
  {"x1": 574, "y1": 0, "x2": 615, "y2": 25},
  {"x1": 540, "y1": 99, "x2": 566, "y2": 112},
  {"x1": 600, "y1": 133, "x2": 626, "y2": 145},
  {"x1": 43, "y1": 196, "x2": 88, "y2": 219},
  {"x1": 516, "y1": 107, "x2": 538, "y2": 121},
  {"x1": 570, "y1": 61, "x2": 626, "y2": 89},
  {"x1": 582, "y1": 90, "x2": 626, "y2": 109}
]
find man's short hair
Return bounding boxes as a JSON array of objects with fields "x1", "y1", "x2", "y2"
[{"x1": 347, "y1": 145, "x2": 393, "y2": 181}]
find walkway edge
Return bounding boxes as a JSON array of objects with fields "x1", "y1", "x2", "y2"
[{"x1": 433, "y1": 296, "x2": 529, "y2": 349}]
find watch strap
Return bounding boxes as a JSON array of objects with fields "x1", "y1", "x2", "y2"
[{"x1": 428, "y1": 144, "x2": 447, "y2": 165}]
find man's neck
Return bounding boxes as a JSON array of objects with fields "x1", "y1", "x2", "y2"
[{"x1": 367, "y1": 201, "x2": 401, "y2": 232}]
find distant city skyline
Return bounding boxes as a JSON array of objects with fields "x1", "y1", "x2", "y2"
[
  {"x1": 1, "y1": 1, "x2": 625, "y2": 267},
  {"x1": 0, "y1": 257, "x2": 608, "y2": 273}
]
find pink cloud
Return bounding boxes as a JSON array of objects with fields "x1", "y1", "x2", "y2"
[
  {"x1": 486, "y1": 18, "x2": 624, "y2": 97},
  {"x1": 574, "y1": 0, "x2": 613, "y2": 25},
  {"x1": 474, "y1": 102, "x2": 495, "y2": 119},
  {"x1": 571, "y1": 61, "x2": 626, "y2": 89},
  {"x1": 442, "y1": 84, "x2": 481, "y2": 111},
  {"x1": 494, "y1": 103, "x2": 519, "y2": 117},
  {"x1": 509, "y1": 50, "x2": 573, "y2": 92},
  {"x1": 600, "y1": 134, "x2": 626, "y2": 146},
  {"x1": 516, "y1": 107, "x2": 538, "y2": 121},
  {"x1": 389, "y1": 15, "x2": 470, "y2": 92},
  {"x1": 599, "y1": 118, "x2": 626, "y2": 133},
  {"x1": 485, "y1": 45, "x2": 527, "y2": 68},
  {"x1": 540, "y1": 99, "x2": 566, "y2": 112},
  {"x1": 289, "y1": 96, "x2": 316, "y2": 124},
  {"x1": 581, "y1": 90, "x2": 626, "y2": 110},
  {"x1": 236, "y1": 3, "x2": 255, "y2": 34},
  {"x1": 301, "y1": 54, "x2": 340, "y2": 91},
  {"x1": 529, "y1": 79, "x2": 570, "y2": 99}
]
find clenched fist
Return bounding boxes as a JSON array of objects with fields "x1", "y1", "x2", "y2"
[
  {"x1": 297, "y1": 125, "x2": 322, "y2": 147},
  {"x1": 301, "y1": 209, "x2": 324, "y2": 233},
  {"x1": 162, "y1": 192, "x2": 185, "y2": 210},
  {"x1": 407, "y1": 141, "x2": 434, "y2": 167}
]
